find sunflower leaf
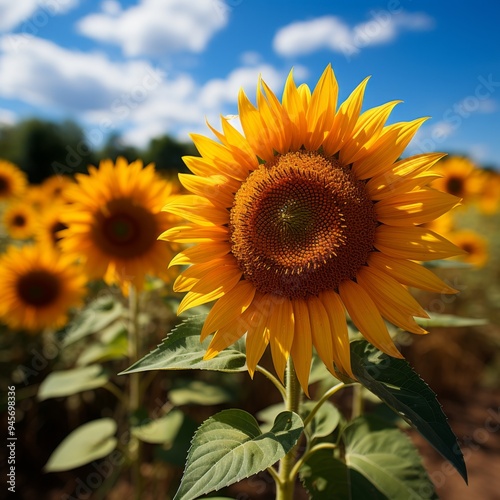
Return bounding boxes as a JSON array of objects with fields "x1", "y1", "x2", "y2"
[
  {"x1": 37, "y1": 365, "x2": 109, "y2": 401},
  {"x1": 301, "y1": 416, "x2": 438, "y2": 499},
  {"x1": 120, "y1": 314, "x2": 247, "y2": 374},
  {"x1": 44, "y1": 418, "x2": 117, "y2": 472},
  {"x1": 350, "y1": 340, "x2": 467, "y2": 483},
  {"x1": 173, "y1": 409, "x2": 303, "y2": 500}
]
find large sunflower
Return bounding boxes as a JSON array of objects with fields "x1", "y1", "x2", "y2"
[
  {"x1": 60, "y1": 158, "x2": 177, "y2": 290},
  {"x1": 0, "y1": 160, "x2": 27, "y2": 201},
  {"x1": 34, "y1": 203, "x2": 68, "y2": 253},
  {"x1": 0, "y1": 245, "x2": 86, "y2": 332},
  {"x1": 161, "y1": 66, "x2": 463, "y2": 392}
]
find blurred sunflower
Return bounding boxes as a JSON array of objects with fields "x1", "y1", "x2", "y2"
[
  {"x1": 3, "y1": 202, "x2": 38, "y2": 240},
  {"x1": 477, "y1": 170, "x2": 500, "y2": 214},
  {"x1": 35, "y1": 203, "x2": 68, "y2": 252},
  {"x1": 0, "y1": 160, "x2": 27, "y2": 201},
  {"x1": 0, "y1": 245, "x2": 86, "y2": 332},
  {"x1": 450, "y1": 230, "x2": 489, "y2": 268},
  {"x1": 41, "y1": 175, "x2": 74, "y2": 202},
  {"x1": 25, "y1": 185, "x2": 49, "y2": 212},
  {"x1": 432, "y1": 156, "x2": 483, "y2": 203},
  {"x1": 60, "y1": 158, "x2": 177, "y2": 291},
  {"x1": 161, "y1": 65, "x2": 463, "y2": 392}
]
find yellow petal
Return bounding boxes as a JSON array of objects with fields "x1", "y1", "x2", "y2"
[
  {"x1": 308, "y1": 295, "x2": 336, "y2": 376},
  {"x1": 178, "y1": 173, "x2": 238, "y2": 208},
  {"x1": 159, "y1": 224, "x2": 229, "y2": 243},
  {"x1": 169, "y1": 242, "x2": 230, "y2": 267},
  {"x1": 163, "y1": 194, "x2": 229, "y2": 227},
  {"x1": 352, "y1": 118, "x2": 428, "y2": 180},
  {"x1": 322, "y1": 77, "x2": 369, "y2": 156},
  {"x1": 375, "y1": 226, "x2": 466, "y2": 261},
  {"x1": 290, "y1": 298, "x2": 312, "y2": 396},
  {"x1": 367, "y1": 253, "x2": 458, "y2": 294},
  {"x1": 375, "y1": 189, "x2": 460, "y2": 226},
  {"x1": 339, "y1": 280, "x2": 403, "y2": 358},
  {"x1": 200, "y1": 280, "x2": 257, "y2": 341},
  {"x1": 268, "y1": 296, "x2": 295, "y2": 383},
  {"x1": 319, "y1": 290, "x2": 354, "y2": 379},
  {"x1": 282, "y1": 69, "x2": 307, "y2": 151},
  {"x1": 245, "y1": 294, "x2": 273, "y2": 377}
]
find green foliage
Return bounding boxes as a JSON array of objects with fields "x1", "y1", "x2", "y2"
[
  {"x1": 121, "y1": 314, "x2": 247, "y2": 374},
  {"x1": 174, "y1": 409, "x2": 303, "y2": 500},
  {"x1": 351, "y1": 340, "x2": 467, "y2": 483},
  {"x1": 132, "y1": 410, "x2": 185, "y2": 444},
  {"x1": 37, "y1": 365, "x2": 109, "y2": 401},
  {"x1": 415, "y1": 312, "x2": 488, "y2": 328},
  {"x1": 301, "y1": 416, "x2": 438, "y2": 500},
  {"x1": 44, "y1": 419, "x2": 117, "y2": 472},
  {"x1": 169, "y1": 379, "x2": 234, "y2": 406}
]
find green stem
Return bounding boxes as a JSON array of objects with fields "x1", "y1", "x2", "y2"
[
  {"x1": 276, "y1": 358, "x2": 302, "y2": 500},
  {"x1": 255, "y1": 365, "x2": 286, "y2": 399},
  {"x1": 289, "y1": 442, "x2": 338, "y2": 481},
  {"x1": 128, "y1": 286, "x2": 142, "y2": 500},
  {"x1": 302, "y1": 382, "x2": 348, "y2": 429},
  {"x1": 351, "y1": 383, "x2": 364, "y2": 420}
]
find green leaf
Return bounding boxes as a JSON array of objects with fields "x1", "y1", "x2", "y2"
[
  {"x1": 174, "y1": 409, "x2": 303, "y2": 500},
  {"x1": 45, "y1": 418, "x2": 117, "y2": 472},
  {"x1": 416, "y1": 312, "x2": 488, "y2": 328},
  {"x1": 302, "y1": 400, "x2": 341, "y2": 440},
  {"x1": 120, "y1": 315, "x2": 247, "y2": 375},
  {"x1": 344, "y1": 417, "x2": 438, "y2": 499},
  {"x1": 301, "y1": 417, "x2": 438, "y2": 500},
  {"x1": 169, "y1": 380, "x2": 234, "y2": 406},
  {"x1": 423, "y1": 260, "x2": 472, "y2": 269},
  {"x1": 76, "y1": 331, "x2": 128, "y2": 366},
  {"x1": 38, "y1": 365, "x2": 108, "y2": 401},
  {"x1": 62, "y1": 296, "x2": 125, "y2": 346},
  {"x1": 301, "y1": 450, "x2": 386, "y2": 500},
  {"x1": 351, "y1": 340, "x2": 467, "y2": 483},
  {"x1": 132, "y1": 410, "x2": 184, "y2": 444}
]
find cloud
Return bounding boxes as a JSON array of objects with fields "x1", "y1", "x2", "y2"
[
  {"x1": 273, "y1": 11, "x2": 434, "y2": 58},
  {"x1": 77, "y1": 0, "x2": 229, "y2": 57},
  {"x1": 0, "y1": 108, "x2": 16, "y2": 126},
  {"x1": 0, "y1": 34, "x2": 295, "y2": 147},
  {"x1": 0, "y1": 0, "x2": 78, "y2": 33}
]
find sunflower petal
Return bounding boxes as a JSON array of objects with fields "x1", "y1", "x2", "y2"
[
  {"x1": 308, "y1": 295, "x2": 336, "y2": 376},
  {"x1": 290, "y1": 298, "x2": 313, "y2": 396},
  {"x1": 339, "y1": 280, "x2": 403, "y2": 358}
]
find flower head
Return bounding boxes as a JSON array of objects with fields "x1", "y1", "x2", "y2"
[
  {"x1": 0, "y1": 160, "x2": 27, "y2": 201},
  {"x1": 161, "y1": 66, "x2": 463, "y2": 393},
  {"x1": 60, "y1": 158, "x2": 177, "y2": 291},
  {"x1": 3, "y1": 202, "x2": 38, "y2": 240},
  {"x1": 0, "y1": 245, "x2": 86, "y2": 332}
]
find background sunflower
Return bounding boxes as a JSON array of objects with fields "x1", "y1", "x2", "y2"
[
  {"x1": 0, "y1": 244, "x2": 86, "y2": 332},
  {"x1": 60, "y1": 157, "x2": 178, "y2": 291}
]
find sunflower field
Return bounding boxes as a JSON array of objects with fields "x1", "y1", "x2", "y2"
[{"x1": 1, "y1": 67, "x2": 500, "y2": 500}]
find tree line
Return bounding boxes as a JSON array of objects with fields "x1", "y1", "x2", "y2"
[{"x1": 0, "y1": 118, "x2": 198, "y2": 183}]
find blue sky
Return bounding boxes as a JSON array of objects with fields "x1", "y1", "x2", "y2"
[{"x1": 1, "y1": 0, "x2": 499, "y2": 167}]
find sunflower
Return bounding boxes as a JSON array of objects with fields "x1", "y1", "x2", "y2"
[
  {"x1": 432, "y1": 156, "x2": 483, "y2": 203},
  {"x1": 25, "y1": 185, "x2": 49, "y2": 212},
  {"x1": 2, "y1": 202, "x2": 38, "y2": 240},
  {"x1": 60, "y1": 158, "x2": 177, "y2": 291},
  {"x1": 449, "y1": 230, "x2": 489, "y2": 268},
  {"x1": 0, "y1": 160, "x2": 27, "y2": 201},
  {"x1": 161, "y1": 66, "x2": 464, "y2": 393},
  {"x1": 477, "y1": 170, "x2": 500, "y2": 214},
  {"x1": 0, "y1": 245, "x2": 86, "y2": 332},
  {"x1": 34, "y1": 203, "x2": 68, "y2": 252},
  {"x1": 41, "y1": 175, "x2": 74, "y2": 203}
]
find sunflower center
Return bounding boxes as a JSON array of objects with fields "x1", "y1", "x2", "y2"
[
  {"x1": 91, "y1": 198, "x2": 158, "y2": 258},
  {"x1": 13, "y1": 214, "x2": 26, "y2": 227},
  {"x1": 230, "y1": 151, "x2": 377, "y2": 299},
  {"x1": 17, "y1": 270, "x2": 61, "y2": 307},
  {"x1": 446, "y1": 176, "x2": 464, "y2": 196}
]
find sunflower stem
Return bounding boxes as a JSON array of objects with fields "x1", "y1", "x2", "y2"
[
  {"x1": 128, "y1": 285, "x2": 143, "y2": 500},
  {"x1": 255, "y1": 364, "x2": 286, "y2": 399},
  {"x1": 351, "y1": 383, "x2": 364, "y2": 420},
  {"x1": 276, "y1": 358, "x2": 302, "y2": 500}
]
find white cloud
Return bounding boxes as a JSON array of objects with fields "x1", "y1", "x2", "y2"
[
  {"x1": 273, "y1": 11, "x2": 434, "y2": 58},
  {"x1": 0, "y1": 0, "x2": 78, "y2": 33},
  {"x1": 0, "y1": 34, "x2": 294, "y2": 148},
  {"x1": 77, "y1": 0, "x2": 228, "y2": 57}
]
